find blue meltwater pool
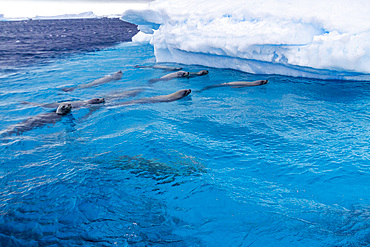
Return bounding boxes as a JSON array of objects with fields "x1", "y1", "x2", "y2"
[{"x1": 0, "y1": 42, "x2": 369, "y2": 246}]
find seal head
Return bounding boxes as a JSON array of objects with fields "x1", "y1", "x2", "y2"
[
  {"x1": 197, "y1": 70, "x2": 209, "y2": 76},
  {"x1": 177, "y1": 71, "x2": 190, "y2": 78},
  {"x1": 260, "y1": 80, "x2": 268, "y2": 85},
  {"x1": 87, "y1": 98, "x2": 105, "y2": 104},
  {"x1": 112, "y1": 71, "x2": 123, "y2": 80},
  {"x1": 56, "y1": 103, "x2": 72, "y2": 115},
  {"x1": 180, "y1": 89, "x2": 192, "y2": 97}
]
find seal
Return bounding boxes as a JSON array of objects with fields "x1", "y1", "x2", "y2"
[
  {"x1": 134, "y1": 65, "x2": 182, "y2": 71},
  {"x1": 59, "y1": 90, "x2": 144, "y2": 121},
  {"x1": 21, "y1": 97, "x2": 105, "y2": 109},
  {"x1": 62, "y1": 71, "x2": 123, "y2": 92},
  {"x1": 149, "y1": 71, "x2": 190, "y2": 83},
  {"x1": 1, "y1": 102, "x2": 72, "y2": 137},
  {"x1": 115, "y1": 89, "x2": 191, "y2": 106},
  {"x1": 199, "y1": 80, "x2": 268, "y2": 91},
  {"x1": 188, "y1": 70, "x2": 209, "y2": 78}
]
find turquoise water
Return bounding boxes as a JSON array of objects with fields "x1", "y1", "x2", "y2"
[{"x1": 0, "y1": 42, "x2": 369, "y2": 246}]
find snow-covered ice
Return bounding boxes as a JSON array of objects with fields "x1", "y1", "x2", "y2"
[{"x1": 122, "y1": 0, "x2": 370, "y2": 80}]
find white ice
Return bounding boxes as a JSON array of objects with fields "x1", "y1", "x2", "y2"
[
  {"x1": 122, "y1": 0, "x2": 370, "y2": 80},
  {"x1": 0, "y1": 12, "x2": 98, "y2": 21},
  {"x1": 33, "y1": 12, "x2": 98, "y2": 20}
]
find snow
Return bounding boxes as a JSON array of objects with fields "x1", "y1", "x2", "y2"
[
  {"x1": 132, "y1": 31, "x2": 153, "y2": 43},
  {"x1": 122, "y1": 0, "x2": 370, "y2": 80}
]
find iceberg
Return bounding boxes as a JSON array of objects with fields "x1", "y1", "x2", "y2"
[
  {"x1": 33, "y1": 11, "x2": 98, "y2": 20},
  {"x1": 0, "y1": 14, "x2": 28, "y2": 22},
  {"x1": 122, "y1": 0, "x2": 370, "y2": 80}
]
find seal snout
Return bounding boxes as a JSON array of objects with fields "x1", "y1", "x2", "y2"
[
  {"x1": 114, "y1": 71, "x2": 123, "y2": 79},
  {"x1": 179, "y1": 71, "x2": 190, "y2": 77},
  {"x1": 56, "y1": 102, "x2": 72, "y2": 115},
  {"x1": 185, "y1": 89, "x2": 191, "y2": 96},
  {"x1": 88, "y1": 98, "x2": 105, "y2": 104}
]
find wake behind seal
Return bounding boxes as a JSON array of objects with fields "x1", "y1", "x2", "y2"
[{"x1": 62, "y1": 71, "x2": 123, "y2": 92}]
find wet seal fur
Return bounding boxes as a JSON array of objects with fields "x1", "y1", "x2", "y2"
[
  {"x1": 1, "y1": 102, "x2": 72, "y2": 137},
  {"x1": 62, "y1": 71, "x2": 123, "y2": 92},
  {"x1": 149, "y1": 71, "x2": 190, "y2": 83},
  {"x1": 199, "y1": 79, "x2": 268, "y2": 91},
  {"x1": 21, "y1": 98, "x2": 105, "y2": 110},
  {"x1": 188, "y1": 70, "x2": 209, "y2": 78},
  {"x1": 114, "y1": 89, "x2": 191, "y2": 106}
]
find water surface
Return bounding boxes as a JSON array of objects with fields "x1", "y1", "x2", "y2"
[
  {"x1": 0, "y1": 42, "x2": 369, "y2": 246},
  {"x1": 0, "y1": 18, "x2": 138, "y2": 72}
]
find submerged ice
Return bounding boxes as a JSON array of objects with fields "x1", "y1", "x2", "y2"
[{"x1": 122, "y1": 0, "x2": 370, "y2": 80}]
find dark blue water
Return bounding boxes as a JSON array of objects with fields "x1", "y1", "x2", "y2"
[
  {"x1": 0, "y1": 18, "x2": 138, "y2": 72},
  {"x1": 0, "y1": 20, "x2": 370, "y2": 247}
]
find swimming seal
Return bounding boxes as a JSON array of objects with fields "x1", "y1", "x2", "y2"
[
  {"x1": 199, "y1": 80, "x2": 268, "y2": 91},
  {"x1": 188, "y1": 70, "x2": 209, "y2": 78},
  {"x1": 134, "y1": 65, "x2": 182, "y2": 71},
  {"x1": 21, "y1": 97, "x2": 105, "y2": 109},
  {"x1": 115, "y1": 89, "x2": 191, "y2": 106},
  {"x1": 149, "y1": 71, "x2": 190, "y2": 83},
  {"x1": 67, "y1": 90, "x2": 145, "y2": 119},
  {"x1": 62, "y1": 71, "x2": 123, "y2": 92},
  {"x1": 1, "y1": 102, "x2": 72, "y2": 137}
]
